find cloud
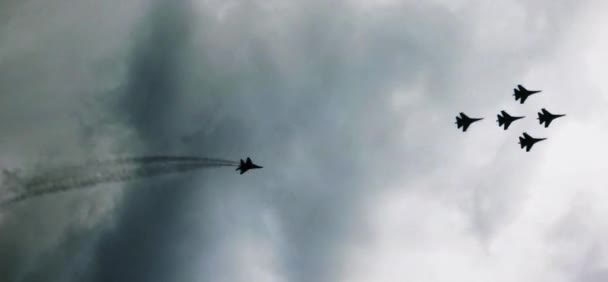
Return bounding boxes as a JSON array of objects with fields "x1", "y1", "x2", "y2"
[
  {"x1": 2, "y1": 0, "x2": 608, "y2": 282},
  {"x1": 0, "y1": 0, "x2": 144, "y2": 280}
]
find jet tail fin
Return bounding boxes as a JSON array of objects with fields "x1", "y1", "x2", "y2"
[
  {"x1": 538, "y1": 112, "x2": 546, "y2": 124},
  {"x1": 497, "y1": 115, "x2": 505, "y2": 126},
  {"x1": 519, "y1": 137, "x2": 525, "y2": 148},
  {"x1": 455, "y1": 117, "x2": 463, "y2": 128},
  {"x1": 513, "y1": 89, "x2": 522, "y2": 101}
]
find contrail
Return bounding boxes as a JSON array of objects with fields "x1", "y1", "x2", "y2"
[
  {"x1": 0, "y1": 157, "x2": 237, "y2": 207},
  {"x1": 31, "y1": 156, "x2": 237, "y2": 176},
  {"x1": 24, "y1": 156, "x2": 237, "y2": 185},
  {"x1": 86, "y1": 156, "x2": 238, "y2": 165}
]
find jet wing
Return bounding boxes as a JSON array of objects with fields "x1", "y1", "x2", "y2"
[
  {"x1": 523, "y1": 132, "x2": 532, "y2": 139},
  {"x1": 544, "y1": 119, "x2": 552, "y2": 128},
  {"x1": 463, "y1": 123, "x2": 470, "y2": 132},
  {"x1": 518, "y1": 85, "x2": 527, "y2": 92},
  {"x1": 520, "y1": 95, "x2": 528, "y2": 104},
  {"x1": 526, "y1": 143, "x2": 533, "y2": 152}
]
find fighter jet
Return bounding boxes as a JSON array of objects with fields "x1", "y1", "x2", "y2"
[
  {"x1": 496, "y1": 110, "x2": 525, "y2": 130},
  {"x1": 455, "y1": 112, "x2": 483, "y2": 132},
  {"x1": 236, "y1": 157, "x2": 263, "y2": 175},
  {"x1": 518, "y1": 132, "x2": 547, "y2": 152},
  {"x1": 537, "y1": 108, "x2": 565, "y2": 128},
  {"x1": 513, "y1": 84, "x2": 542, "y2": 104}
]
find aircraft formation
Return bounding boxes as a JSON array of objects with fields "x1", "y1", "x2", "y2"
[{"x1": 455, "y1": 84, "x2": 566, "y2": 152}]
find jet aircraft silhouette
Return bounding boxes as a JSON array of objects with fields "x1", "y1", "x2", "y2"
[
  {"x1": 518, "y1": 132, "x2": 546, "y2": 152},
  {"x1": 455, "y1": 112, "x2": 483, "y2": 132},
  {"x1": 236, "y1": 157, "x2": 263, "y2": 175},
  {"x1": 513, "y1": 84, "x2": 541, "y2": 104},
  {"x1": 537, "y1": 108, "x2": 565, "y2": 128},
  {"x1": 496, "y1": 110, "x2": 525, "y2": 130}
]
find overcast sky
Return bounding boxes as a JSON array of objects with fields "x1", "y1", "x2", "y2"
[{"x1": 1, "y1": 0, "x2": 608, "y2": 281}]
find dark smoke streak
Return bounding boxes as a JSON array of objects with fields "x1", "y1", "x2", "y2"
[
  {"x1": 87, "y1": 156, "x2": 238, "y2": 165},
  {"x1": 30, "y1": 156, "x2": 237, "y2": 177},
  {"x1": 0, "y1": 160, "x2": 235, "y2": 208},
  {"x1": 25, "y1": 156, "x2": 237, "y2": 186}
]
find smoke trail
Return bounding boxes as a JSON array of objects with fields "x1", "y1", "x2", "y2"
[
  {"x1": 0, "y1": 157, "x2": 237, "y2": 207},
  {"x1": 23, "y1": 156, "x2": 238, "y2": 186},
  {"x1": 85, "y1": 156, "x2": 238, "y2": 165},
  {"x1": 30, "y1": 156, "x2": 238, "y2": 177}
]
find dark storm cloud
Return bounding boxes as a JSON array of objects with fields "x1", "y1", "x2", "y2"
[
  {"x1": 160, "y1": 2, "x2": 492, "y2": 281},
  {"x1": 0, "y1": 0, "x2": 144, "y2": 280},
  {"x1": 82, "y1": 0, "x2": 426, "y2": 281},
  {"x1": 82, "y1": 1, "x2": 239, "y2": 281},
  {"x1": 172, "y1": 2, "x2": 454, "y2": 281}
]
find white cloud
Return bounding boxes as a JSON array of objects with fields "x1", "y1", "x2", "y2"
[{"x1": 337, "y1": 1, "x2": 608, "y2": 282}]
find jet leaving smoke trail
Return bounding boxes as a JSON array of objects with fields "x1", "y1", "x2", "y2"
[{"x1": 0, "y1": 158, "x2": 236, "y2": 207}]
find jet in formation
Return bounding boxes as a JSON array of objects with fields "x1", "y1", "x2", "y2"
[
  {"x1": 537, "y1": 108, "x2": 565, "y2": 128},
  {"x1": 236, "y1": 157, "x2": 263, "y2": 175},
  {"x1": 496, "y1": 110, "x2": 525, "y2": 130},
  {"x1": 518, "y1": 132, "x2": 546, "y2": 152},
  {"x1": 513, "y1": 84, "x2": 541, "y2": 104},
  {"x1": 455, "y1": 112, "x2": 483, "y2": 132}
]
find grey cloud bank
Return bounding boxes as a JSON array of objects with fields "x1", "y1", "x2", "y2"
[{"x1": 1, "y1": 0, "x2": 607, "y2": 282}]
